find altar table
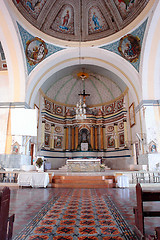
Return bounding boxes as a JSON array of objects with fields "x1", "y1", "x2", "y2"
[
  {"x1": 116, "y1": 175, "x2": 129, "y2": 188},
  {"x1": 17, "y1": 172, "x2": 49, "y2": 188},
  {"x1": 66, "y1": 158, "x2": 101, "y2": 172}
]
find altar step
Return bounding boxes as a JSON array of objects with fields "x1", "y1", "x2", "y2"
[{"x1": 52, "y1": 175, "x2": 116, "y2": 188}]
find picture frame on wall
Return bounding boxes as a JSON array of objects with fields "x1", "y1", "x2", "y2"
[
  {"x1": 54, "y1": 136, "x2": 63, "y2": 149},
  {"x1": 129, "y1": 102, "x2": 136, "y2": 127}
]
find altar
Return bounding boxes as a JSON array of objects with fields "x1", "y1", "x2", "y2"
[
  {"x1": 66, "y1": 158, "x2": 101, "y2": 172},
  {"x1": 17, "y1": 172, "x2": 50, "y2": 188}
]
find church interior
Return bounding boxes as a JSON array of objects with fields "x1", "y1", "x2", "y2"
[{"x1": 0, "y1": 0, "x2": 160, "y2": 239}]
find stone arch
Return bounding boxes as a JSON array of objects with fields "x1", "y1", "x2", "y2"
[
  {"x1": 0, "y1": 1, "x2": 26, "y2": 102},
  {"x1": 141, "y1": 1, "x2": 160, "y2": 99},
  {"x1": 26, "y1": 47, "x2": 141, "y2": 108}
]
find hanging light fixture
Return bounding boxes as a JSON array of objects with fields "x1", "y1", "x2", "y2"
[
  {"x1": 76, "y1": 72, "x2": 90, "y2": 120},
  {"x1": 75, "y1": 30, "x2": 90, "y2": 120}
]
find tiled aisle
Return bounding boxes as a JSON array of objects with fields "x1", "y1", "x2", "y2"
[{"x1": 7, "y1": 187, "x2": 160, "y2": 239}]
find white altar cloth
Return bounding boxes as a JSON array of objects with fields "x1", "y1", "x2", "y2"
[
  {"x1": 116, "y1": 175, "x2": 129, "y2": 188},
  {"x1": 18, "y1": 172, "x2": 49, "y2": 188}
]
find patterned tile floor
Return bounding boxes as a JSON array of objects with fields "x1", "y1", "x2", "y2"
[{"x1": 6, "y1": 187, "x2": 160, "y2": 239}]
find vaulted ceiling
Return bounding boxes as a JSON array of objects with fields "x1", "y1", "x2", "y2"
[
  {"x1": 12, "y1": 0, "x2": 151, "y2": 105},
  {"x1": 13, "y1": 0, "x2": 149, "y2": 41},
  {"x1": 41, "y1": 65, "x2": 127, "y2": 106}
]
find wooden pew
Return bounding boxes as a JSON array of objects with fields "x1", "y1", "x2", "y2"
[
  {"x1": 0, "y1": 187, "x2": 15, "y2": 240},
  {"x1": 155, "y1": 227, "x2": 160, "y2": 240},
  {"x1": 133, "y1": 183, "x2": 160, "y2": 239}
]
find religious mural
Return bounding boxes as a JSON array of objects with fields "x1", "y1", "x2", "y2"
[
  {"x1": 51, "y1": 5, "x2": 74, "y2": 35},
  {"x1": 149, "y1": 141, "x2": 157, "y2": 153},
  {"x1": 129, "y1": 102, "x2": 136, "y2": 127},
  {"x1": 88, "y1": 7, "x2": 108, "y2": 34},
  {"x1": 12, "y1": 142, "x2": 20, "y2": 154},
  {"x1": 119, "y1": 133, "x2": 125, "y2": 147},
  {"x1": 13, "y1": 0, "x2": 148, "y2": 41},
  {"x1": 44, "y1": 133, "x2": 50, "y2": 147},
  {"x1": 54, "y1": 136, "x2": 63, "y2": 149},
  {"x1": 118, "y1": 34, "x2": 141, "y2": 63},
  {"x1": 15, "y1": 0, "x2": 46, "y2": 19},
  {"x1": 17, "y1": 23, "x2": 64, "y2": 75},
  {"x1": 115, "y1": 0, "x2": 137, "y2": 19},
  {"x1": 25, "y1": 37, "x2": 48, "y2": 65},
  {"x1": 107, "y1": 136, "x2": 115, "y2": 148}
]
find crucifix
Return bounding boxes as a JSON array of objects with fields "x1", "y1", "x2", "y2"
[{"x1": 79, "y1": 89, "x2": 90, "y2": 104}]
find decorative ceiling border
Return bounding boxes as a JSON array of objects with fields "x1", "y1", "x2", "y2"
[{"x1": 40, "y1": 87, "x2": 128, "y2": 108}]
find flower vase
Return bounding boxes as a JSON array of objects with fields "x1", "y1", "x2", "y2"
[{"x1": 36, "y1": 165, "x2": 44, "y2": 172}]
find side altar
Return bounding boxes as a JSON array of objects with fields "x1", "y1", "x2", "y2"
[{"x1": 66, "y1": 158, "x2": 101, "y2": 172}]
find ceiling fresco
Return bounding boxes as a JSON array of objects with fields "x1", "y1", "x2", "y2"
[{"x1": 13, "y1": 0, "x2": 149, "y2": 41}]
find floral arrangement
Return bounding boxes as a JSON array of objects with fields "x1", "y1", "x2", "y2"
[
  {"x1": 100, "y1": 164, "x2": 105, "y2": 171},
  {"x1": 36, "y1": 157, "x2": 43, "y2": 168}
]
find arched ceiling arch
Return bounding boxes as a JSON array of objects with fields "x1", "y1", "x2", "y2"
[
  {"x1": 0, "y1": 1, "x2": 26, "y2": 102},
  {"x1": 26, "y1": 48, "x2": 140, "y2": 107},
  {"x1": 141, "y1": 0, "x2": 160, "y2": 100}
]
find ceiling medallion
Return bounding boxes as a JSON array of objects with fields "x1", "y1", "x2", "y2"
[
  {"x1": 118, "y1": 34, "x2": 141, "y2": 63},
  {"x1": 25, "y1": 37, "x2": 48, "y2": 66},
  {"x1": 77, "y1": 72, "x2": 89, "y2": 80}
]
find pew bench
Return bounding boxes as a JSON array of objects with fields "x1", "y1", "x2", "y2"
[
  {"x1": 0, "y1": 187, "x2": 15, "y2": 240},
  {"x1": 133, "y1": 183, "x2": 160, "y2": 239},
  {"x1": 155, "y1": 227, "x2": 160, "y2": 240},
  {"x1": 147, "y1": 227, "x2": 160, "y2": 240}
]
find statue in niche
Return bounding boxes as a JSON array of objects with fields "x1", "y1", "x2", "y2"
[
  {"x1": 12, "y1": 142, "x2": 20, "y2": 154},
  {"x1": 82, "y1": 132, "x2": 87, "y2": 143},
  {"x1": 149, "y1": 141, "x2": 157, "y2": 153},
  {"x1": 80, "y1": 128, "x2": 89, "y2": 143}
]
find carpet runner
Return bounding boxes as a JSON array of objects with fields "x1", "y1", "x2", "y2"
[{"x1": 13, "y1": 189, "x2": 138, "y2": 240}]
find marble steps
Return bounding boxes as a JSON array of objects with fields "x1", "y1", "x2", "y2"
[{"x1": 52, "y1": 175, "x2": 115, "y2": 188}]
